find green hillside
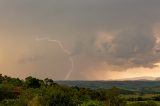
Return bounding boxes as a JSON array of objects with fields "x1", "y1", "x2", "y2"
[{"x1": 1, "y1": 74, "x2": 160, "y2": 106}]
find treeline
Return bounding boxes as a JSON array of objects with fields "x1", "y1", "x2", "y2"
[
  {"x1": 0, "y1": 74, "x2": 160, "y2": 106},
  {"x1": 0, "y1": 74, "x2": 105, "y2": 106}
]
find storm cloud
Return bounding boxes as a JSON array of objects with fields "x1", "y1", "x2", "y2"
[{"x1": 0, "y1": 0, "x2": 160, "y2": 80}]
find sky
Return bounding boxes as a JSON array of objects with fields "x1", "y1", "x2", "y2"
[{"x1": 1, "y1": 0, "x2": 160, "y2": 80}]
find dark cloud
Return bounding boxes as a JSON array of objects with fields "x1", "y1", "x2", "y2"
[{"x1": 1, "y1": 0, "x2": 160, "y2": 79}]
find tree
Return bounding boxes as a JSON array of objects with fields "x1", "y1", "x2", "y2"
[
  {"x1": 28, "y1": 96, "x2": 42, "y2": 106},
  {"x1": 105, "y1": 87, "x2": 126, "y2": 106},
  {"x1": 44, "y1": 78, "x2": 54, "y2": 86},
  {"x1": 25, "y1": 76, "x2": 41, "y2": 88},
  {"x1": 0, "y1": 74, "x2": 3, "y2": 83}
]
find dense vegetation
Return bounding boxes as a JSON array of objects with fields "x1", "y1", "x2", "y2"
[{"x1": 1, "y1": 74, "x2": 160, "y2": 106}]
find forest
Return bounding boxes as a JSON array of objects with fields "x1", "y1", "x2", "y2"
[{"x1": 1, "y1": 74, "x2": 160, "y2": 106}]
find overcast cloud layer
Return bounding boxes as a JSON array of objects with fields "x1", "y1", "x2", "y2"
[{"x1": 0, "y1": 0, "x2": 160, "y2": 80}]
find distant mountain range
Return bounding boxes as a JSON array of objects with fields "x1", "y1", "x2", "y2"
[
  {"x1": 55, "y1": 76, "x2": 160, "y2": 92},
  {"x1": 120, "y1": 76, "x2": 160, "y2": 81},
  {"x1": 56, "y1": 80, "x2": 160, "y2": 91}
]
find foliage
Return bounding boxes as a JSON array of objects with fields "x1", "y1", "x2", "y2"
[
  {"x1": 80, "y1": 100, "x2": 103, "y2": 106},
  {"x1": 25, "y1": 76, "x2": 41, "y2": 88},
  {"x1": 1, "y1": 74, "x2": 160, "y2": 106},
  {"x1": 105, "y1": 87, "x2": 126, "y2": 106},
  {"x1": 127, "y1": 101, "x2": 159, "y2": 106},
  {"x1": 0, "y1": 74, "x2": 106, "y2": 106}
]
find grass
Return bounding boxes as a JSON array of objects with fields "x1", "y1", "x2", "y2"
[{"x1": 127, "y1": 101, "x2": 160, "y2": 105}]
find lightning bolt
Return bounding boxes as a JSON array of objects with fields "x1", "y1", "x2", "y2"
[{"x1": 36, "y1": 37, "x2": 74, "y2": 80}]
